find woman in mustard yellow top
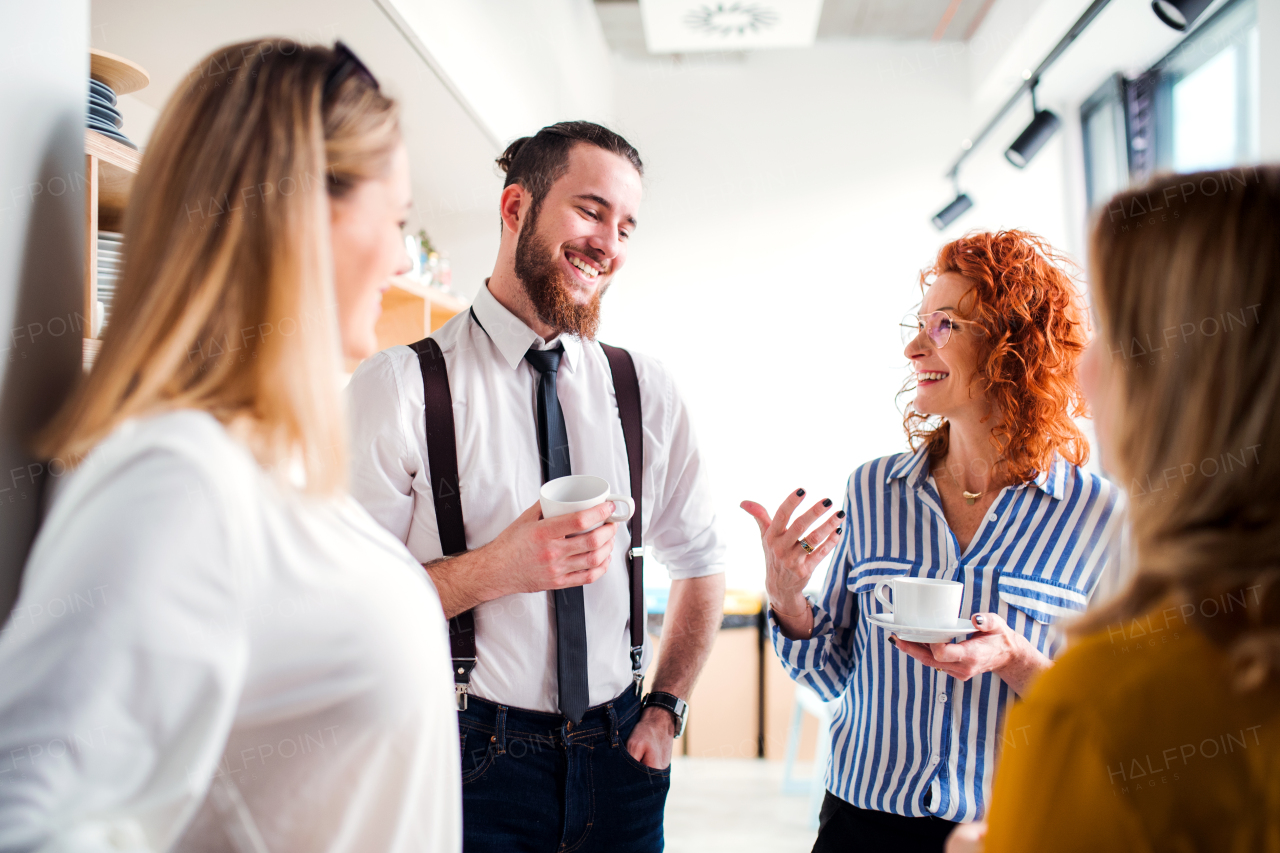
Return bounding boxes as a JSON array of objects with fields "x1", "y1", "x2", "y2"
[{"x1": 949, "y1": 165, "x2": 1280, "y2": 853}]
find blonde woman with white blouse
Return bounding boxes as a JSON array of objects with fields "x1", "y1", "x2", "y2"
[{"x1": 0, "y1": 41, "x2": 459, "y2": 852}]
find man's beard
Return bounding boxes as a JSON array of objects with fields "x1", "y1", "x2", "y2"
[{"x1": 513, "y1": 205, "x2": 606, "y2": 341}]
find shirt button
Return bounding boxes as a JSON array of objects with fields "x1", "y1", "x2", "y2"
[
  {"x1": 938, "y1": 693, "x2": 948, "y2": 703},
  {"x1": 987, "y1": 513, "x2": 997, "y2": 522}
]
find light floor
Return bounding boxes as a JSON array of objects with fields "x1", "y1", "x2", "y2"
[{"x1": 664, "y1": 758, "x2": 819, "y2": 853}]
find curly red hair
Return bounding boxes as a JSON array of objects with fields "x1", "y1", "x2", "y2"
[{"x1": 903, "y1": 229, "x2": 1090, "y2": 483}]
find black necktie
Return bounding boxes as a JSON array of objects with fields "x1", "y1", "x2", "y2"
[{"x1": 524, "y1": 345, "x2": 589, "y2": 723}]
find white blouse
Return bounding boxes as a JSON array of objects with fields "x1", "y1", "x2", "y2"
[{"x1": 0, "y1": 411, "x2": 460, "y2": 853}]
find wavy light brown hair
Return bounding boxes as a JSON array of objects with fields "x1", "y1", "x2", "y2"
[
  {"x1": 903, "y1": 230, "x2": 1090, "y2": 484},
  {"x1": 1074, "y1": 166, "x2": 1280, "y2": 690},
  {"x1": 37, "y1": 39, "x2": 399, "y2": 493}
]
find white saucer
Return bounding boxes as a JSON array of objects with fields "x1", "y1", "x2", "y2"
[{"x1": 867, "y1": 612, "x2": 976, "y2": 643}]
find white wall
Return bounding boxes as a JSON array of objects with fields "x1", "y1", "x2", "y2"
[
  {"x1": 0, "y1": 0, "x2": 87, "y2": 619},
  {"x1": 385, "y1": 0, "x2": 615, "y2": 144},
  {"x1": 599, "y1": 42, "x2": 974, "y2": 589},
  {"x1": 593, "y1": 0, "x2": 1227, "y2": 590}
]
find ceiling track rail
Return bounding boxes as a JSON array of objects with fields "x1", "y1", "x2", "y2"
[{"x1": 945, "y1": 0, "x2": 1114, "y2": 178}]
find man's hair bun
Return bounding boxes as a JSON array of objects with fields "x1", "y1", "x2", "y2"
[{"x1": 496, "y1": 137, "x2": 531, "y2": 174}]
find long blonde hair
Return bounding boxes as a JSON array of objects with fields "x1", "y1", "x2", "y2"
[
  {"x1": 1077, "y1": 165, "x2": 1280, "y2": 689},
  {"x1": 39, "y1": 39, "x2": 399, "y2": 493}
]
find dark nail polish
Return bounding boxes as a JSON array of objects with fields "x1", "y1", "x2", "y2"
[
  {"x1": 836, "y1": 528, "x2": 842, "y2": 535},
  {"x1": 888, "y1": 636, "x2": 897, "y2": 646},
  {"x1": 837, "y1": 510, "x2": 846, "y2": 519},
  {"x1": 974, "y1": 614, "x2": 985, "y2": 626},
  {"x1": 822, "y1": 498, "x2": 832, "y2": 508},
  {"x1": 796, "y1": 489, "x2": 805, "y2": 497}
]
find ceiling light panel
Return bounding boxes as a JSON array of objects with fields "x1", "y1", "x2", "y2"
[{"x1": 639, "y1": 0, "x2": 825, "y2": 53}]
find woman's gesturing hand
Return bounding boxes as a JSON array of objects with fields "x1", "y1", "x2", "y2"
[
  {"x1": 741, "y1": 489, "x2": 844, "y2": 639},
  {"x1": 890, "y1": 612, "x2": 1052, "y2": 696}
]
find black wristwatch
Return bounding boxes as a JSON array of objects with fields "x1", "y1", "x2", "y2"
[{"x1": 642, "y1": 691, "x2": 688, "y2": 738}]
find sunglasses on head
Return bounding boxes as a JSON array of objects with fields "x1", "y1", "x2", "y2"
[{"x1": 323, "y1": 41, "x2": 379, "y2": 101}]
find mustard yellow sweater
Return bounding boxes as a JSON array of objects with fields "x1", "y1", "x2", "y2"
[{"x1": 985, "y1": 610, "x2": 1280, "y2": 852}]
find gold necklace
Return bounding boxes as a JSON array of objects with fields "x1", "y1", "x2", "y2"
[{"x1": 962, "y1": 490, "x2": 984, "y2": 505}]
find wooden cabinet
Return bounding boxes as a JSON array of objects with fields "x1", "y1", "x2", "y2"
[
  {"x1": 372, "y1": 276, "x2": 467, "y2": 359},
  {"x1": 83, "y1": 49, "x2": 148, "y2": 369},
  {"x1": 646, "y1": 590, "x2": 824, "y2": 762},
  {"x1": 82, "y1": 129, "x2": 140, "y2": 368}
]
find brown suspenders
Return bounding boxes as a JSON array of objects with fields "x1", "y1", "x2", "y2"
[
  {"x1": 599, "y1": 343, "x2": 647, "y2": 697},
  {"x1": 409, "y1": 338, "x2": 475, "y2": 709},
  {"x1": 410, "y1": 335, "x2": 645, "y2": 711}
]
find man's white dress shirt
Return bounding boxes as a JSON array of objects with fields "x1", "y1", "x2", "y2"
[
  {"x1": 0, "y1": 411, "x2": 460, "y2": 853},
  {"x1": 346, "y1": 284, "x2": 726, "y2": 713}
]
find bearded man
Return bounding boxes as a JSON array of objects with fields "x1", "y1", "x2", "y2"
[{"x1": 346, "y1": 122, "x2": 726, "y2": 853}]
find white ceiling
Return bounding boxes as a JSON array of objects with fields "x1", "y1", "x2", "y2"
[
  {"x1": 815, "y1": 0, "x2": 1000, "y2": 40},
  {"x1": 596, "y1": 0, "x2": 1008, "y2": 54},
  {"x1": 637, "y1": 0, "x2": 825, "y2": 52}
]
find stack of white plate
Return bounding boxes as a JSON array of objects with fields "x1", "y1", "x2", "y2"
[
  {"x1": 97, "y1": 231, "x2": 124, "y2": 333},
  {"x1": 88, "y1": 78, "x2": 137, "y2": 149}
]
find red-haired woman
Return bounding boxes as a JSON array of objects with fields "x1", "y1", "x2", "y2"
[{"x1": 742, "y1": 230, "x2": 1125, "y2": 852}]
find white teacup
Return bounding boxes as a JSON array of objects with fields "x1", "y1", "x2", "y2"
[
  {"x1": 873, "y1": 577, "x2": 963, "y2": 629},
  {"x1": 539, "y1": 475, "x2": 634, "y2": 530}
]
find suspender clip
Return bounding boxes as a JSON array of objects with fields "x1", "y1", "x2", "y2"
[
  {"x1": 630, "y1": 645, "x2": 644, "y2": 696},
  {"x1": 628, "y1": 547, "x2": 644, "y2": 560},
  {"x1": 452, "y1": 656, "x2": 477, "y2": 712}
]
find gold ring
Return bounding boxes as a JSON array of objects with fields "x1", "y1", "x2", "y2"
[{"x1": 799, "y1": 538, "x2": 815, "y2": 554}]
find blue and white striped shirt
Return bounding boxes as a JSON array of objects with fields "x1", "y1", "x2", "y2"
[{"x1": 771, "y1": 447, "x2": 1123, "y2": 823}]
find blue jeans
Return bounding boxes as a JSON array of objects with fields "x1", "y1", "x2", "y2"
[{"x1": 459, "y1": 686, "x2": 670, "y2": 852}]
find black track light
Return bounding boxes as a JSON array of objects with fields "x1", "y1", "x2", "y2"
[
  {"x1": 1005, "y1": 110, "x2": 1062, "y2": 167},
  {"x1": 932, "y1": 193, "x2": 973, "y2": 231},
  {"x1": 1005, "y1": 84, "x2": 1061, "y2": 169},
  {"x1": 1152, "y1": 0, "x2": 1214, "y2": 30}
]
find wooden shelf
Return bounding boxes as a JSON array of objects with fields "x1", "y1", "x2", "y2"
[
  {"x1": 84, "y1": 128, "x2": 142, "y2": 350},
  {"x1": 84, "y1": 127, "x2": 144, "y2": 366},
  {"x1": 379, "y1": 276, "x2": 468, "y2": 346},
  {"x1": 83, "y1": 49, "x2": 148, "y2": 369},
  {"x1": 389, "y1": 276, "x2": 467, "y2": 309},
  {"x1": 90, "y1": 49, "x2": 150, "y2": 95},
  {"x1": 390, "y1": 276, "x2": 467, "y2": 333},
  {"x1": 343, "y1": 278, "x2": 468, "y2": 374},
  {"x1": 85, "y1": 129, "x2": 140, "y2": 230}
]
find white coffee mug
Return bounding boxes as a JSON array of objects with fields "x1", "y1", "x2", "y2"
[
  {"x1": 873, "y1": 577, "x2": 963, "y2": 629},
  {"x1": 539, "y1": 475, "x2": 634, "y2": 529}
]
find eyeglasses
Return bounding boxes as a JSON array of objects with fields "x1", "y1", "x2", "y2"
[
  {"x1": 900, "y1": 311, "x2": 957, "y2": 348},
  {"x1": 323, "y1": 41, "x2": 379, "y2": 102}
]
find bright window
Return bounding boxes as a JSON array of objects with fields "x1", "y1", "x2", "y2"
[
  {"x1": 1080, "y1": 76, "x2": 1128, "y2": 212},
  {"x1": 1172, "y1": 45, "x2": 1239, "y2": 171},
  {"x1": 1078, "y1": 0, "x2": 1259, "y2": 214},
  {"x1": 1157, "y1": 0, "x2": 1258, "y2": 171}
]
